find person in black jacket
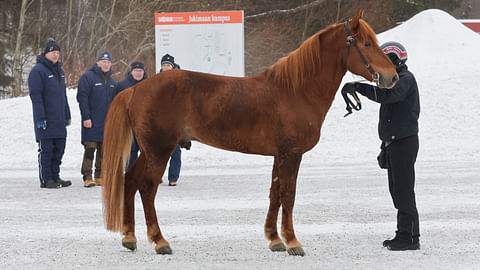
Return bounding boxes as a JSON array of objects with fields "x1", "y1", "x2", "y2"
[
  {"x1": 114, "y1": 61, "x2": 147, "y2": 168},
  {"x1": 342, "y1": 41, "x2": 420, "y2": 251},
  {"x1": 28, "y1": 39, "x2": 72, "y2": 189}
]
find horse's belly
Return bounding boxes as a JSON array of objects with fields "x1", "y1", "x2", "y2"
[{"x1": 194, "y1": 131, "x2": 276, "y2": 156}]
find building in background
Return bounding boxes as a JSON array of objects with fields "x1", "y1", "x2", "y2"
[{"x1": 459, "y1": 19, "x2": 480, "y2": 33}]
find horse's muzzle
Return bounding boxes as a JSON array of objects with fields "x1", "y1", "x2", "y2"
[{"x1": 378, "y1": 73, "x2": 399, "y2": 89}]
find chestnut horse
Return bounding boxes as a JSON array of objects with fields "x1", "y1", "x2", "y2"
[{"x1": 102, "y1": 9, "x2": 397, "y2": 256}]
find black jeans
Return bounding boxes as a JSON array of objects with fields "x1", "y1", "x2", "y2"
[{"x1": 385, "y1": 135, "x2": 419, "y2": 237}]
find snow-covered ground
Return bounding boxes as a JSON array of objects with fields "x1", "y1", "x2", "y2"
[{"x1": 1, "y1": 9, "x2": 479, "y2": 269}]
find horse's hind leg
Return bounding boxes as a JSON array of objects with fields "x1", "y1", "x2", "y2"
[
  {"x1": 139, "y1": 154, "x2": 171, "y2": 255},
  {"x1": 278, "y1": 153, "x2": 305, "y2": 256},
  {"x1": 265, "y1": 157, "x2": 286, "y2": 252},
  {"x1": 121, "y1": 153, "x2": 146, "y2": 251}
]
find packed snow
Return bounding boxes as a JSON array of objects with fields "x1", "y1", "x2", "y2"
[{"x1": 1, "y1": 9, "x2": 479, "y2": 269}]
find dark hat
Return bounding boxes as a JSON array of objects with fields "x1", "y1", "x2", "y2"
[
  {"x1": 130, "y1": 61, "x2": 144, "y2": 70},
  {"x1": 44, "y1": 38, "x2": 60, "y2": 54},
  {"x1": 97, "y1": 51, "x2": 112, "y2": 62},
  {"x1": 161, "y1": 54, "x2": 175, "y2": 67}
]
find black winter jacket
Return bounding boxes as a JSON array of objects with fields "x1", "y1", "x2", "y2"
[
  {"x1": 355, "y1": 64, "x2": 420, "y2": 142},
  {"x1": 114, "y1": 72, "x2": 147, "y2": 97},
  {"x1": 77, "y1": 64, "x2": 116, "y2": 142},
  {"x1": 28, "y1": 55, "x2": 71, "y2": 141}
]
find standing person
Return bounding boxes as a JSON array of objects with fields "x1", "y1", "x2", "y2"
[
  {"x1": 341, "y1": 41, "x2": 420, "y2": 251},
  {"x1": 28, "y1": 38, "x2": 72, "y2": 189},
  {"x1": 114, "y1": 61, "x2": 147, "y2": 168},
  {"x1": 77, "y1": 51, "x2": 116, "y2": 188},
  {"x1": 160, "y1": 53, "x2": 182, "y2": 186}
]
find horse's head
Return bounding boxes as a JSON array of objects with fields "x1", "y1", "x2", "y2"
[{"x1": 345, "y1": 9, "x2": 398, "y2": 89}]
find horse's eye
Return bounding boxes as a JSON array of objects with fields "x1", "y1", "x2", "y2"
[{"x1": 365, "y1": 42, "x2": 372, "y2": 47}]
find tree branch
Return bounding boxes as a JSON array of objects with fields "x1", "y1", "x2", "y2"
[{"x1": 245, "y1": 0, "x2": 327, "y2": 19}]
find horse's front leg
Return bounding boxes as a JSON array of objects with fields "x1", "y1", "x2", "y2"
[
  {"x1": 265, "y1": 157, "x2": 286, "y2": 252},
  {"x1": 278, "y1": 153, "x2": 305, "y2": 256},
  {"x1": 139, "y1": 162, "x2": 171, "y2": 255}
]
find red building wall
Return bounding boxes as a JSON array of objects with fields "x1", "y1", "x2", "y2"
[{"x1": 459, "y1": 20, "x2": 480, "y2": 33}]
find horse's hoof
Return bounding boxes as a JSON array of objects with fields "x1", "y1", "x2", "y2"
[
  {"x1": 270, "y1": 242, "x2": 287, "y2": 252},
  {"x1": 287, "y1": 247, "x2": 305, "y2": 256},
  {"x1": 155, "y1": 245, "x2": 173, "y2": 255},
  {"x1": 122, "y1": 241, "x2": 137, "y2": 251}
]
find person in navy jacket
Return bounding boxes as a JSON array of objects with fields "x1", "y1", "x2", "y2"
[
  {"x1": 113, "y1": 61, "x2": 147, "y2": 169},
  {"x1": 76, "y1": 51, "x2": 116, "y2": 188},
  {"x1": 342, "y1": 41, "x2": 420, "y2": 251},
  {"x1": 159, "y1": 54, "x2": 183, "y2": 187},
  {"x1": 28, "y1": 38, "x2": 72, "y2": 189}
]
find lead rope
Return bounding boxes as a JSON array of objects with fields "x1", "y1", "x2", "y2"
[
  {"x1": 342, "y1": 88, "x2": 362, "y2": 117},
  {"x1": 342, "y1": 78, "x2": 380, "y2": 117}
]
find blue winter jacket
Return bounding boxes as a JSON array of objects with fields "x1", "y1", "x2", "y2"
[
  {"x1": 114, "y1": 72, "x2": 147, "y2": 97},
  {"x1": 77, "y1": 64, "x2": 116, "y2": 142},
  {"x1": 28, "y1": 55, "x2": 71, "y2": 141},
  {"x1": 355, "y1": 64, "x2": 420, "y2": 142}
]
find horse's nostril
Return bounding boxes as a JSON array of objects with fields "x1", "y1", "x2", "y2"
[{"x1": 392, "y1": 74, "x2": 399, "y2": 84}]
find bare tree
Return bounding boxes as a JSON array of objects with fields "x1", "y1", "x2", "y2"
[
  {"x1": 12, "y1": 0, "x2": 30, "y2": 97},
  {"x1": 35, "y1": 0, "x2": 43, "y2": 53},
  {"x1": 336, "y1": 0, "x2": 342, "y2": 23}
]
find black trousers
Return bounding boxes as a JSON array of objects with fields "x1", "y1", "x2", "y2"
[
  {"x1": 385, "y1": 135, "x2": 419, "y2": 237},
  {"x1": 38, "y1": 138, "x2": 66, "y2": 184}
]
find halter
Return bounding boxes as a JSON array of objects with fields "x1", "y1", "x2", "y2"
[
  {"x1": 342, "y1": 20, "x2": 380, "y2": 117},
  {"x1": 344, "y1": 21, "x2": 380, "y2": 84}
]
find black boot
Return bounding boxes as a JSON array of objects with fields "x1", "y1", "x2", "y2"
[
  {"x1": 57, "y1": 178, "x2": 72, "y2": 187},
  {"x1": 413, "y1": 235, "x2": 420, "y2": 247},
  {"x1": 382, "y1": 231, "x2": 399, "y2": 247},
  {"x1": 387, "y1": 232, "x2": 420, "y2": 251},
  {"x1": 41, "y1": 179, "x2": 61, "y2": 189}
]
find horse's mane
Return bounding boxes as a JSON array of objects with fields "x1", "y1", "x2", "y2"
[{"x1": 266, "y1": 19, "x2": 377, "y2": 92}]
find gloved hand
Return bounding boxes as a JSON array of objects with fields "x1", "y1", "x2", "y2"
[
  {"x1": 36, "y1": 120, "x2": 47, "y2": 130},
  {"x1": 341, "y1": 82, "x2": 358, "y2": 95},
  {"x1": 180, "y1": 141, "x2": 192, "y2": 150},
  {"x1": 341, "y1": 82, "x2": 362, "y2": 117},
  {"x1": 66, "y1": 119, "x2": 71, "y2": 126}
]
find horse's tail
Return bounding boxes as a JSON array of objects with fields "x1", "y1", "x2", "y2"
[{"x1": 102, "y1": 88, "x2": 134, "y2": 232}]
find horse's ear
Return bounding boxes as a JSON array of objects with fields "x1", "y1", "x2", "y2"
[{"x1": 350, "y1": 9, "x2": 365, "y2": 32}]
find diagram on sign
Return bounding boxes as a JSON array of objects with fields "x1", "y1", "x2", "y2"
[
  {"x1": 190, "y1": 31, "x2": 233, "y2": 75},
  {"x1": 155, "y1": 11, "x2": 244, "y2": 77}
]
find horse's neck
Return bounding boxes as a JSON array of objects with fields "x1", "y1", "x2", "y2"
[{"x1": 301, "y1": 44, "x2": 347, "y2": 117}]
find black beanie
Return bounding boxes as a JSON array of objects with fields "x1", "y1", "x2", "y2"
[
  {"x1": 97, "y1": 51, "x2": 113, "y2": 62},
  {"x1": 44, "y1": 38, "x2": 61, "y2": 54},
  {"x1": 130, "y1": 61, "x2": 145, "y2": 70},
  {"x1": 161, "y1": 54, "x2": 175, "y2": 67}
]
